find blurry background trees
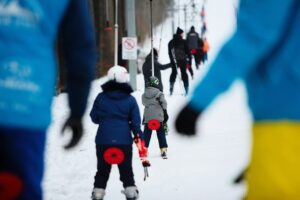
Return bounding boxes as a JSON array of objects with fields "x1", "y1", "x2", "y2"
[
  {"x1": 90, "y1": 0, "x2": 174, "y2": 75},
  {"x1": 57, "y1": 0, "x2": 174, "y2": 93}
]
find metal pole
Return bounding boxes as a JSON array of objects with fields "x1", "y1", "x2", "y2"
[
  {"x1": 184, "y1": 4, "x2": 187, "y2": 33},
  {"x1": 114, "y1": 0, "x2": 118, "y2": 66},
  {"x1": 178, "y1": 0, "x2": 180, "y2": 27},
  {"x1": 158, "y1": 13, "x2": 165, "y2": 56},
  {"x1": 126, "y1": 0, "x2": 137, "y2": 90},
  {"x1": 150, "y1": 0, "x2": 154, "y2": 77},
  {"x1": 171, "y1": 7, "x2": 175, "y2": 35}
]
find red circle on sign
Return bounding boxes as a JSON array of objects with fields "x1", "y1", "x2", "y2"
[
  {"x1": 103, "y1": 147, "x2": 125, "y2": 165},
  {"x1": 147, "y1": 119, "x2": 161, "y2": 130},
  {"x1": 0, "y1": 172, "x2": 23, "y2": 200},
  {"x1": 124, "y1": 39, "x2": 135, "y2": 50}
]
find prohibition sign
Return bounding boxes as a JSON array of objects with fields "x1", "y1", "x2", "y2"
[{"x1": 123, "y1": 38, "x2": 135, "y2": 50}]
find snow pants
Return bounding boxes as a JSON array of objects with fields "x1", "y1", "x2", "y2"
[
  {"x1": 0, "y1": 127, "x2": 46, "y2": 200},
  {"x1": 191, "y1": 52, "x2": 201, "y2": 69},
  {"x1": 144, "y1": 122, "x2": 168, "y2": 149},
  {"x1": 245, "y1": 122, "x2": 300, "y2": 200},
  {"x1": 169, "y1": 60, "x2": 189, "y2": 93},
  {"x1": 94, "y1": 145, "x2": 135, "y2": 189}
]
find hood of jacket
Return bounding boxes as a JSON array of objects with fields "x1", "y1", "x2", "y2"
[
  {"x1": 101, "y1": 80, "x2": 133, "y2": 99},
  {"x1": 173, "y1": 33, "x2": 183, "y2": 41},
  {"x1": 143, "y1": 86, "x2": 160, "y2": 99}
]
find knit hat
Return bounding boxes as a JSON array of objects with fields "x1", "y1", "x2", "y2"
[
  {"x1": 176, "y1": 27, "x2": 184, "y2": 35},
  {"x1": 107, "y1": 65, "x2": 129, "y2": 83}
]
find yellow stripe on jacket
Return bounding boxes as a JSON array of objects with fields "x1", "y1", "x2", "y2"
[{"x1": 245, "y1": 121, "x2": 300, "y2": 200}]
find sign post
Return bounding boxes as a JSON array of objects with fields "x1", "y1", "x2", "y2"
[
  {"x1": 125, "y1": 0, "x2": 137, "y2": 90},
  {"x1": 122, "y1": 37, "x2": 137, "y2": 60}
]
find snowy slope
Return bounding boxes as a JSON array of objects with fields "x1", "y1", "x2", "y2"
[{"x1": 44, "y1": 0, "x2": 252, "y2": 199}]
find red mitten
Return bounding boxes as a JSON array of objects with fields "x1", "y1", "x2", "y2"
[
  {"x1": 186, "y1": 63, "x2": 191, "y2": 69},
  {"x1": 134, "y1": 136, "x2": 148, "y2": 158},
  {"x1": 191, "y1": 49, "x2": 197, "y2": 54}
]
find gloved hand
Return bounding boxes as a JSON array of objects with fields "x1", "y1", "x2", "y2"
[
  {"x1": 191, "y1": 48, "x2": 197, "y2": 54},
  {"x1": 175, "y1": 104, "x2": 201, "y2": 136},
  {"x1": 163, "y1": 123, "x2": 169, "y2": 135},
  {"x1": 141, "y1": 159, "x2": 151, "y2": 167},
  {"x1": 61, "y1": 117, "x2": 83, "y2": 149},
  {"x1": 185, "y1": 63, "x2": 191, "y2": 69},
  {"x1": 163, "y1": 109, "x2": 169, "y2": 123}
]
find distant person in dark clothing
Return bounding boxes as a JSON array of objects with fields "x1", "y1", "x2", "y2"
[
  {"x1": 168, "y1": 27, "x2": 191, "y2": 95},
  {"x1": 201, "y1": 36, "x2": 210, "y2": 64},
  {"x1": 142, "y1": 48, "x2": 171, "y2": 92},
  {"x1": 187, "y1": 26, "x2": 204, "y2": 69}
]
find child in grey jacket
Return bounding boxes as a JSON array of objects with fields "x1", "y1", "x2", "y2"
[{"x1": 142, "y1": 76, "x2": 169, "y2": 158}]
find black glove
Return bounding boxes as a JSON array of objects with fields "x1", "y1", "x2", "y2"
[
  {"x1": 163, "y1": 109, "x2": 169, "y2": 123},
  {"x1": 142, "y1": 159, "x2": 151, "y2": 167},
  {"x1": 163, "y1": 123, "x2": 169, "y2": 135},
  {"x1": 61, "y1": 117, "x2": 83, "y2": 149},
  {"x1": 175, "y1": 104, "x2": 201, "y2": 136}
]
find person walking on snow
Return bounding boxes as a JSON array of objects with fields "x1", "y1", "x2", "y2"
[
  {"x1": 142, "y1": 48, "x2": 171, "y2": 92},
  {"x1": 142, "y1": 76, "x2": 169, "y2": 159},
  {"x1": 186, "y1": 26, "x2": 204, "y2": 69},
  {"x1": 90, "y1": 66, "x2": 148, "y2": 200},
  {"x1": 168, "y1": 27, "x2": 192, "y2": 95},
  {"x1": 176, "y1": 1, "x2": 300, "y2": 199},
  {"x1": 200, "y1": 36, "x2": 210, "y2": 65},
  {"x1": 0, "y1": 1, "x2": 96, "y2": 199}
]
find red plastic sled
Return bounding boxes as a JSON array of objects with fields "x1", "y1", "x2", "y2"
[
  {"x1": 147, "y1": 119, "x2": 161, "y2": 130},
  {"x1": 103, "y1": 147, "x2": 125, "y2": 165}
]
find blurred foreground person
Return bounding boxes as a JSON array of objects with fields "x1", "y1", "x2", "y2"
[
  {"x1": 175, "y1": 1, "x2": 300, "y2": 199},
  {"x1": 0, "y1": 1, "x2": 96, "y2": 199}
]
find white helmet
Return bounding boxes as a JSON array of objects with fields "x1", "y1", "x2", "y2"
[{"x1": 107, "y1": 65, "x2": 129, "y2": 83}]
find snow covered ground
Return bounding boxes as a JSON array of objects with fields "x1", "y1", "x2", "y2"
[{"x1": 44, "y1": 0, "x2": 252, "y2": 199}]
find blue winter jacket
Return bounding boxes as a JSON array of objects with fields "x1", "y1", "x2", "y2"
[
  {"x1": 0, "y1": 0, "x2": 96, "y2": 129},
  {"x1": 189, "y1": 0, "x2": 300, "y2": 122},
  {"x1": 90, "y1": 81, "x2": 143, "y2": 145}
]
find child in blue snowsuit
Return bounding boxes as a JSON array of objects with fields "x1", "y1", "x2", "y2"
[
  {"x1": 90, "y1": 66, "x2": 146, "y2": 200},
  {"x1": 0, "y1": 1, "x2": 96, "y2": 199}
]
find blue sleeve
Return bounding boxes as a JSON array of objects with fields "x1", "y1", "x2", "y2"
[
  {"x1": 90, "y1": 95, "x2": 101, "y2": 124},
  {"x1": 129, "y1": 97, "x2": 143, "y2": 139},
  {"x1": 60, "y1": 0, "x2": 97, "y2": 119},
  {"x1": 189, "y1": 0, "x2": 295, "y2": 112}
]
